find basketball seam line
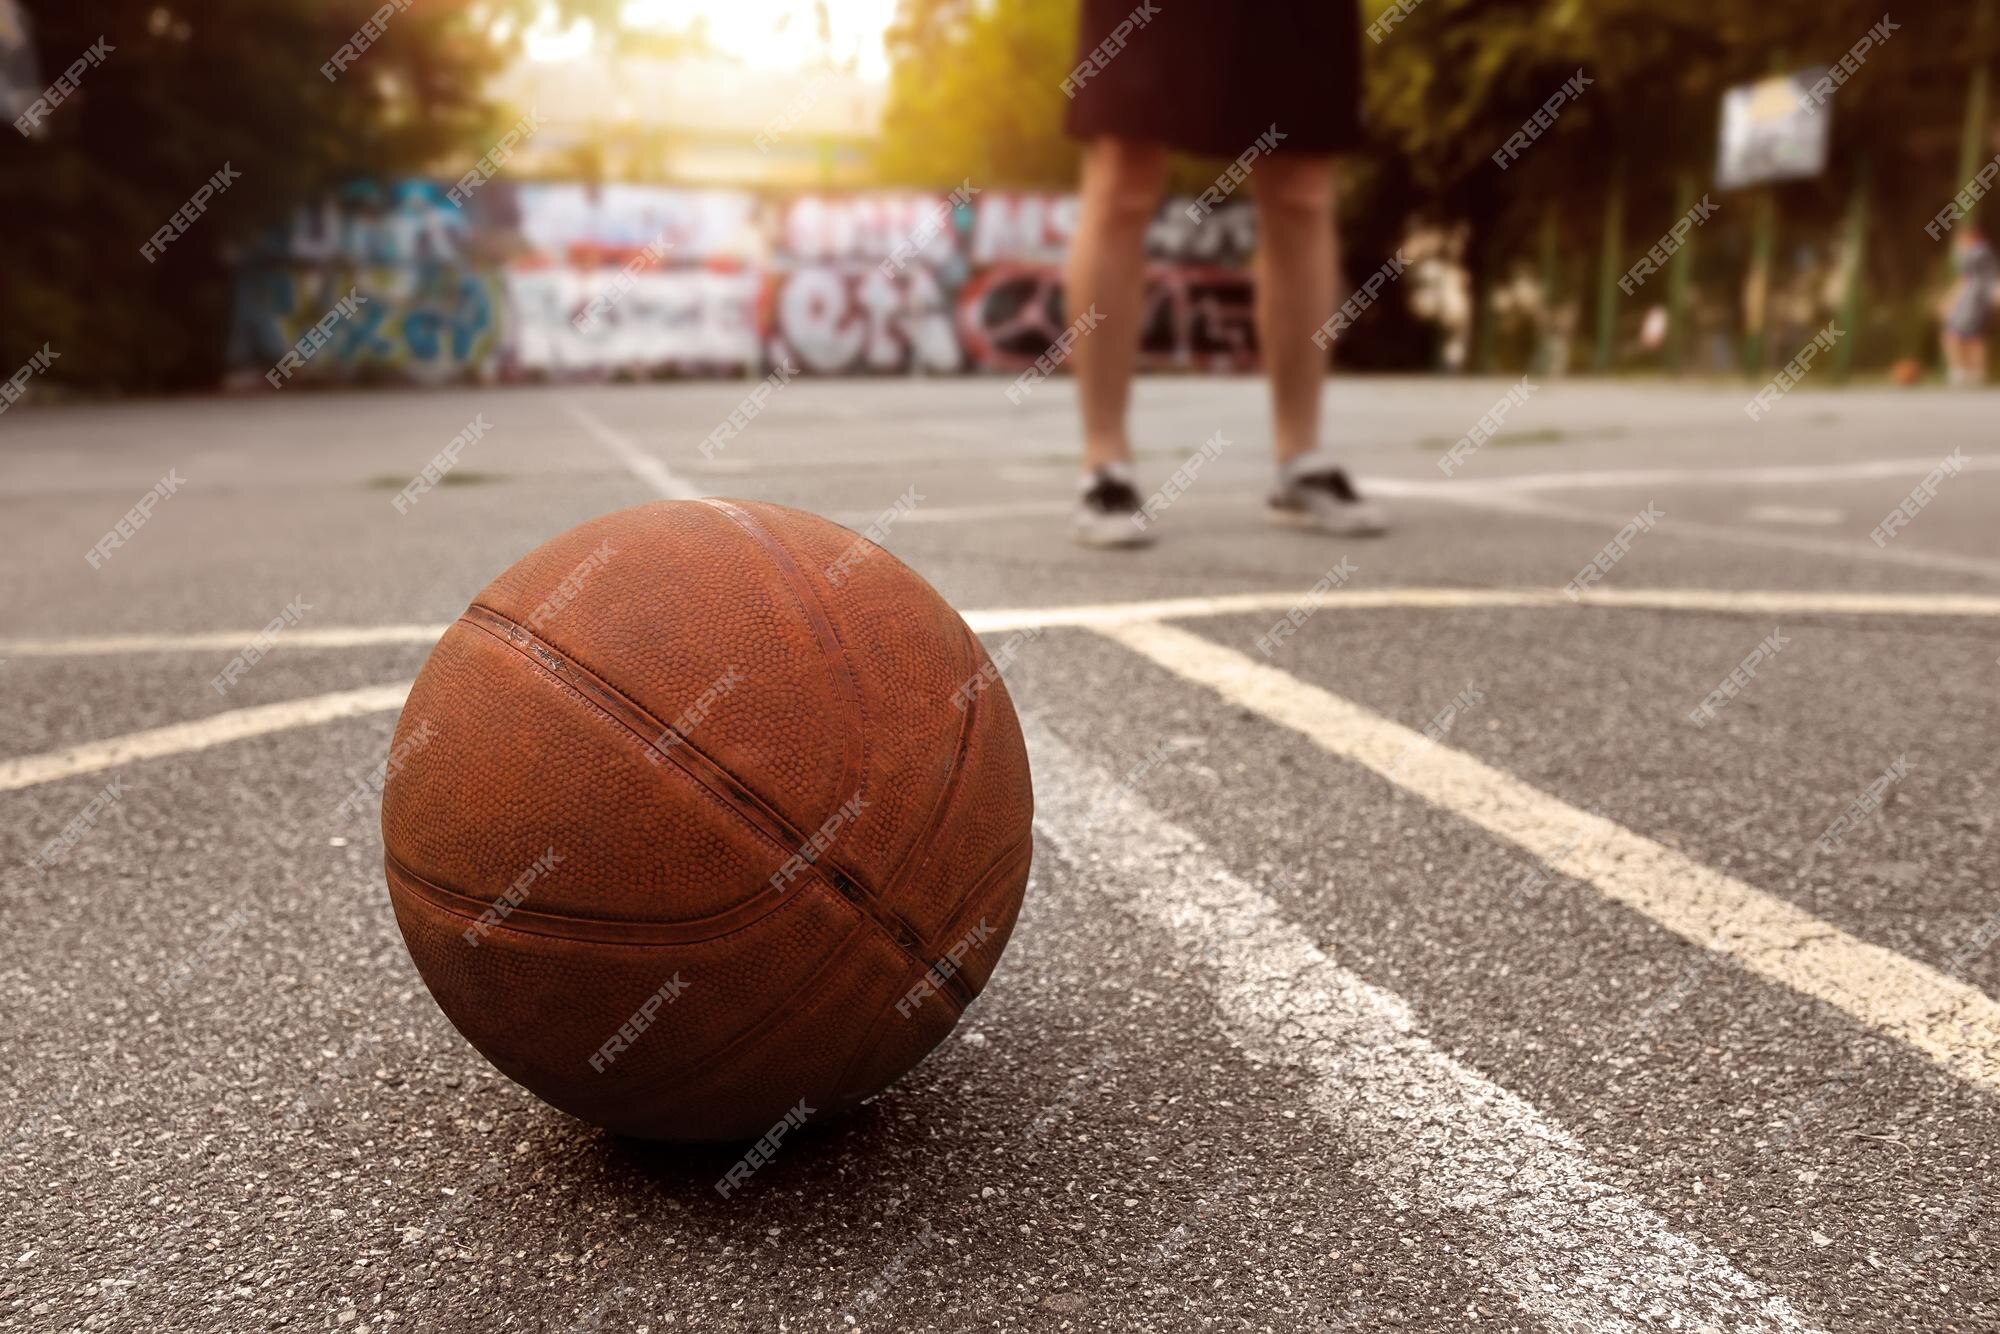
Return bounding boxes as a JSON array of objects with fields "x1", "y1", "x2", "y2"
[
  {"x1": 698, "y1": 498, "x2": 997, "y2": 1013},
  {"x1": 384, "y1": 848, "x2": 809, "y2": 947},
  {"x1": 454, "y1": 606, "x2": 946, "y2": 979},
  {"x1": 881, "y1": 618, "x2": 985, "y2": 907},
  {"x1": 556, "y1": 915, "x2": 903, "y2": 1128},
  {"x1": 859, "y1": 618, "x2": 997, "y2": 1019},
  {"x1": 823, "y1": 836, "x2": 1035, "y2": 1103},
  {"x1": 692, "y1": 499, "x2": 981, "y2": 1011},
  {"x1": 452, "y1": 609, "x2": 972, "y2": 1098},
  {"x1": 459, "y1": 603, "x2": 833, "y2": 889},
  {"x1": 694, "y1": 497, "x2": 877, "y2": 877},
  {"x1": 930, "y1": 834, "x2": 1035, "y2": 963}
]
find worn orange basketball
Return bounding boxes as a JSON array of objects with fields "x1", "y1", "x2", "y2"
[{"x1": 380, "y1": 499, "x2": 1033, "y2": 1142}]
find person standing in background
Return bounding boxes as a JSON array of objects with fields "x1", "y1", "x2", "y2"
[
  {"x1": 1059, "y1": 0, "x2": 1390, "y2": 547},
  {"x1": 1940, "y1": 224, "x2": 2000, "y2": 387}
]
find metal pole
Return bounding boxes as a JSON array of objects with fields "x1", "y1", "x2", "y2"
[
  {"x1": 1741, "y1": 51, "x2": 1788, "y2": 375},
  {"x1": 1958, "y1": 0, "x2": 1993, "y2": 188},
  {"x1": 1742, "y1": 190, "x2": 1776, "y2": 374},
  {"x1": 1594, "y1": 166, "x2": 1624, "y2": 372},
  {"x1": 1666, "y1": 172, "x2": 1696, "y2": 375},
  {"x1": 1834, "y1": 157, "x2": 1870, "y2": 383},
  {"x1": 1909, "y1": 1, "x2": 1995, "y2": 365},
  {"x1": 1535, "y1": 204, "x2": 1559, "y2": 375}
]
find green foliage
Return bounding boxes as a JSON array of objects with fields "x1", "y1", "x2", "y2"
[
  {"x1": 5, "y1": 1, "x2": 1992, "y2": 388},
  {"x1": 878, "y1": 0, "x2": 1083, "y2": 188},
  {"x1": 875, "y1": 0, "x2": 2000, "y2": 370},
  {"x1": 876, "y1": 0, "x2": 1248, "y2": 192},
  {"x1": 1363, "y1": 0, "x2": 1987, "y2": 231},
  {"x1": 0, "y1": 0, "x2": 543, "y2": 392}
]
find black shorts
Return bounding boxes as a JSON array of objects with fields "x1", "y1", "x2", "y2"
[{"x1": 1062, "y1": 0, "x2": 1365, "y2": 158}]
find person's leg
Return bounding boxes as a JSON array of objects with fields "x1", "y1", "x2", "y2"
[
  {"x1": 1067, "y1": 137, "x2": 1169, "y2": 471},
  {"x1": 1250, "y1": 155, "x2": 1388, "y2": 535},
  {"x1": 1944, "y1": 332, "x2": 1970, "y2": 386},
  {"x1": 1249, "y1": 154, "x2": 1338, "y2": 465},
  {"x1": 1971, "y1": 334, "x2": 1989, "y2": 384}
]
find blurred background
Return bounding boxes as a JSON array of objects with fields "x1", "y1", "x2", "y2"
[{"x1": 0, "y1": 0, "x2": 1995, "y2": 398}]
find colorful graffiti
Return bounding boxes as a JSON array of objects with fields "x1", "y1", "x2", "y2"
[
  {"x1": 502, "y1": 265, "x2": 763, "y2": 374},
  {"x1": 227, "y1": 181, "x2": 503, "y2": 383},
  {"x1": 225, "y1": 181, "x2": 1260, "y2": 384},
  {"x1": 956, "y1": 263, "x2": 1257, "y2": 372}
]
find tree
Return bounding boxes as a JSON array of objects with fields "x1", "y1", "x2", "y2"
[
  {"x1": 877, "y1": 0, "x2": 1084, "y2": 189},
  {"x1": 876, "y1": 0, "x2": 1999, "y2": 372},
  {"x1": 0, "y1": 0, "x2": 575, "y2": 393}
]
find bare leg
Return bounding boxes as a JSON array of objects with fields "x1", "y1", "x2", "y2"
[
  {"x1": 1250, "y1": 154, "x2": 1338, "y2": 465},
  {"x1": 1943, "y1": 332, "x2": 1971, "y2": 386},
  {"x1": 1067, "y1": 138, "x2": 1168, "y2": 471}
]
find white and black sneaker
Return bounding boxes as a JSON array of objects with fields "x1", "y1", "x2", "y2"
[
  {"x1": 1268, "y1": 451, "x2": 1389, "y2": 537},
  {"x1": 1071, "y1": 462, "x2": 1155, "y2": 548}
]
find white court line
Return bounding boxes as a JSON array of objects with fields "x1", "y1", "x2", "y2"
[
  {"x1": 958, "y1": 584, "x2": 2000, "y2": 633},
  {"x1": 0, "y1": 684, "x2": 411, "y2": 793},
  {"x1": 0, "y1": 625, "x2": 450, "y2": 658},
  {"x1": 1097, "y1": 619, "x2": 2000, "y2": 1096},
  {"x1": 1535, "y1": 586, "x2": 2000, "y2": 616},
  {"x1": 686, "y1": 449, "x2": 1990, "y2": 493},
  {"x1": 1027, "y1": 719, "x2": 1816, "y2": 1333},
  {"x1": 7, "y1": 585, "x2": 1999, "y2": 659},
  {"x1": 823, "y1": 456, "x2": 1999, "y2": 522},
  {"x1": 1424, "y1": 488, "x2": 2000, "y2": 583},
  {"x1": 834, "y1": 498, "x2": 1075, "y2": 526},
  {"x1": 4, "y1": 585, "x2": 1993, "y2": 785},
  {"x1": 563, "y1": 400, "x2": 704, "y2": 501},
  {"x1": 1377, "y1": 453, "x2": 2000, "y2": 497},
  {"x1": 1744, "y1": 505, "x2": 1846, "y2": 526},
  {"x1": 845, "y1": 456, "x2": 1998, "y2": 542},
  {"x1": 963, "y1": 587, "x2": 1568, "y2": 632}
]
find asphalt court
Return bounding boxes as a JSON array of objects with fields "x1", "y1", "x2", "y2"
[{"x1": 2, "y1": 377, "x2": 1995, "y2": 1332}]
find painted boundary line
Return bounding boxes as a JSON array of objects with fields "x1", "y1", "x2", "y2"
[
  {"x1": 1095, "y1": 619, "x2": 2000, "y2": 1097},
  {"x1": 711, "y1": 450, "x2": 1991, "y2": 490},
  {"x1": 1027, "y1": 720, "x2": 1817, "y2": 1334},
  {"x1": 0, "y1": 625, "x2": 452, "y2": 658},
  {"x1": 1374, "y1": 452, "x2": 2000, "y2": 496},
  {"x1": 831, "y1": 454, "x2": 1999, "y2": 527},
  {"x1": 1423, "y1": 489, "x2": 2000, "y2": 583},
  {"x1": 7, "y1": 586, "x2": 1998, "y2": 658},
  {"x1": 0, "y1": 683, "x2": 412, "y2": 793},
  {"x1": 564, "y1": 399, "x2": 705, "y2": 501},
  {"x1": 962, "y1": 586, "x2": 2000, "y2": 634}
]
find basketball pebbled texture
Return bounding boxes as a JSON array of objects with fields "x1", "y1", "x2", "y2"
[{"x1": 380, "y1": 499, "x2": 1033, "y2": 1141}]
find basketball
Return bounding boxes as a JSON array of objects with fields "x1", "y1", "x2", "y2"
[{"x1": 380, "y1": 499, "x2": 1033, "y2": 1142}]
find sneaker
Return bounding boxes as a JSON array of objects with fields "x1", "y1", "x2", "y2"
[
  {"x1": 1268, "y1": 451, "x2": 1389, "y2": 537},
  {"x1": 1071, "y1": 463, "x2": 1156, "y2": 548}
]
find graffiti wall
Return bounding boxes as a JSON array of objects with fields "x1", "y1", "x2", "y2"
[{"x1": 226, "y1": 181, "x2": 1259, "y2": 384}]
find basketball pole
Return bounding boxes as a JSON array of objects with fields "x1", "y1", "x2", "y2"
[
  {"x1": 1738, "y1": 50, "x2": 1790, "y2": 378},
  {"x1": 1593, "y1": 162, "x2": 1624, "y2": 372},
  {"x1": 1833, "y1": 155, "x2": 1870, "y2": 384},
  {"x1": 1666, "y1": 171, "x2": 1697, "y2": 375},
  {"x1": 1535, "y1": 202, "x2": 1559, "y2": 376},
  {"x1": 1957, "y1": 0, "x2": 1993, "y2": 191},
  {"x1": 1740, "y1": 189, "x2": 1776, "y2": 376},
  {"x1": 1472, "y1": 227, "x2": 1499, "y2": 375}
]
